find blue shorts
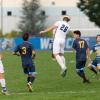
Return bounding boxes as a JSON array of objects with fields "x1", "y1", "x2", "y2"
[
  {"x1": 76, "y1": 61, "x2": 86, "y2": 70},
  {"x1": 92, "y1": 58, "x2": 100, "y2": 67},
  {"x1": 22, "y1": 62, "x2": 35, "y2": 75},
  {"x1": 23, "y1": 66, "x2": 35, "y2": 75}
]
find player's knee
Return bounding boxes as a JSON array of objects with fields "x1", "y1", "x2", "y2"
[
  {"x1": 0, "y1": 73, "x2": 4, "y2": 79},
  {"x1": 59, "y1": 53, "x2": 63, "y2": 56},
  {"x1": 88, "y1": 64, "x2": 95, "y2": 69},
  {"x1": 87, "y1": 63, "x2": 92, "y2": 68},
  {"x1": 97, "y1": 66, "x2": 100, "y2": 71},
  {"x1": 53, "y1": 53, "x2": 59, "y2": 58}
]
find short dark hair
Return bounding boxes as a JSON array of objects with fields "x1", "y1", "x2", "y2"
[
  {"x1": 63, "y1": 16, "x2": 70, "y2": 22},
  {"x1": 96, "y1": 34, "x2": 100, "y2": 38},
  {"x1": 22, "y1": 33, "x2": 29, "y2": 41},
  {"x1": 73, "y1": 30, "x2": 81, "y2": 37}
]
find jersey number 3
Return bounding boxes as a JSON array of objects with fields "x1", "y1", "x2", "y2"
[
  {"x1": 79, "y1": 41, "x2": 85, "y2": 48},
  {"x1": 60, "y1": 24, "x2": 68, "y2": 32},
  {"x1": 22, "y1": 47, "x2": 26, "y2": 54}
]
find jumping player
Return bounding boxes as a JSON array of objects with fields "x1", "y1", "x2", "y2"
[{"x1": 40, "y1": 16, "x2": 70, "y2": 77}]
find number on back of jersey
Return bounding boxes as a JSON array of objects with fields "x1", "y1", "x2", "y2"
[{"x1": 60, "y1": 24, "x2": 68, "y2": 32}]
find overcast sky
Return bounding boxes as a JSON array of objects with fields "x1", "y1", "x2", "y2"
[{"x1": 2, "y1": 0, "x2": 78, "y2": 7}]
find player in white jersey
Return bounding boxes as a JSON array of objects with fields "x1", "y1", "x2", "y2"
[
  {"x1": 40, "y1": 16, "x2": 70, "y2": 77},
  {"x1": 0, "y1": 54, "x2": 9, "y2": 95}
]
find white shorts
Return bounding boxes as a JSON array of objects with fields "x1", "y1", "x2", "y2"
[
  {"x1": 53, "y1": 39, "x2": 65, "y2": 54},
  {"x1": 0, "y1": 60, "x2": 4, "y2": 73}
]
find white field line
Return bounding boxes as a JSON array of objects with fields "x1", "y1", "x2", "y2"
[{"x1": 0, "y1": 90, "x2": 96, "y2": 95}]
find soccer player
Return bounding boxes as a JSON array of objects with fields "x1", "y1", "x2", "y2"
[
  {"x1": 72, "y1": 30, "x2": 90, "y2": 83},
  {"x1": 0, "y1": 54, "x2": 9, "y2": 95},
  {"x1": 87, "y1": 35, "x2": 100, "y2": 76},
  {"x1": 13, "y1": 33, "x2": 36, "y2": 92},
  {"x1": 40, "y1": 16, "x2": 70, "y2": 77}
]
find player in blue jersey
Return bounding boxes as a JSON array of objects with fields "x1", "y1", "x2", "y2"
[
  {"x1": 88, "y1": 35, "x2": 100, "y2": 76},
  {"x1": 13, "y1": 33, "x2": 36, "y2": 92},
  {"x1": 72, "y1": 30, "x2": 90, "y2": 83}
]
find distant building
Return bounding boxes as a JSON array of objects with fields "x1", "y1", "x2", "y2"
[{"x1": 0, "y1": 0, "x2": 100, "y2": 36}]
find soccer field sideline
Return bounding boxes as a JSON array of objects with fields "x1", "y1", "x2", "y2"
[{"x1": 0, "y1": 90, "x2": 96, "y2": 95}]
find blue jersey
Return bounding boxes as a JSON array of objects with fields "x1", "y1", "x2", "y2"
[
  {"x1": 14, "y1": 41, "x2": 34, "y2": 67},
  {"x1": 91, "y1": 43, "x2": 100, "y2": 59},
  {"x1": 73, "y1": 39, "x2": 88, "y2": 61}
]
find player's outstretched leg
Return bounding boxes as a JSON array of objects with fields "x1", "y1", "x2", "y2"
[
  {"x1": 55, "y1": 54, "x2": 67, "y2": 77},
  {"x1": 88, "y1": 64, "x2": 98, "y2": 77},
  {"x1": 0, "y1": 60, "x2": 10, "y2": 95},
  {"x1": 0, "y1": 76, "x2": 10, "y2": 95}
]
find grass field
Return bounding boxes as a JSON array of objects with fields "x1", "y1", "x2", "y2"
[{"x1": 0, "y1": 51, "x2": 100, "y2": 100}]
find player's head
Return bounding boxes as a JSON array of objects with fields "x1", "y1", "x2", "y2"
[
  {"x1": 22, "y1": 33, "x2": 29, "y2": 41},
  {"x1": 73, "y1": 30, "x2": 81, "y2": 39},
  {"x1": 63, "y1": 16, "x2": 70, "y2": 22},
  {"x1": 96, "y1": 35, "x2": 100, "y2": 43}
]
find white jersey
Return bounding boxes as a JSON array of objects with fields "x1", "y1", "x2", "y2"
[{"x1": 54, "y1": 21, "x2": 70, "y2": 40}]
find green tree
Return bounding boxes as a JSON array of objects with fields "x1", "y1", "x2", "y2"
[
  {"x1": 77, "y1": 0, "x2": 100, "y2": 27},
  {"x1": 19, "y1": 0, "x2": 46, "y2": 35}
]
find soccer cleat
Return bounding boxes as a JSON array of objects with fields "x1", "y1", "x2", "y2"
[
  {"x1": 1, "y1": 91, "x2": 10, "y2": 95},
  {"x1": 27, "y1": 82, "x2": 33, "y2": 92},
  {"x1": 61, "y1": 69, "x2": 67, "y2": 77},
  {"x1": 83, "y1": 79, "x2": 90, "y2": 84}
]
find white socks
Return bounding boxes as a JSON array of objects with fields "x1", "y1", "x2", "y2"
[
  {"x1": 55, "y1": 55, "x2": 66, "y2": 70},
  {"x1": 61, "y1": 56, "x2": 66, "y2": 66},
  {"x1": 0, "y1": 79, "x2": 6, "y2": 88}
]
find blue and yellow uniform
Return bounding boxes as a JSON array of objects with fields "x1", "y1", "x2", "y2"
[
  {"x1": 91, "y1": 44, "x2": 100, "y2": 67},
  {"x1": 73, "y1": 38, "x2": 88, "y2": 71},
  {"x1": 14, "y1": 41, "x2": 35, "y2": 75}
]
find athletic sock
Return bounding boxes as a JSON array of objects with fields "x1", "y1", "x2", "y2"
[
  {"x1": 55, "y1": 55, "x2": 66, "y2": 70},
  {"x1": 27, "y1": 77, "x2": 31, "y2": 83},
  {"x1": 30, "y1": 77, "x2": 35, "y2": 83},
  {"x1": 61, "y1": 56, "x2": 66, "y2": 65},
  {"x1": 77, "y1": 71, "x2": 87, "y2": 81},
  {"x1": 0, "y1": 79, "x2": 7, "y2": 92},
  {"x1": 89, "y1": 67, "x2": 97, "y2": 74},
  {"x1": 27, "y1": 76, "x2": 35, "y2": 84}
]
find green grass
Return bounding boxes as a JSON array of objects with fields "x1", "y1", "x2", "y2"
[{"x1": 0, "y1": 51, "x2": 100, "y2": 100}]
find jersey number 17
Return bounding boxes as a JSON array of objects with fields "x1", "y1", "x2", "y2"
[{"x1": 79, "y1": 41, "x2": 85, "y2": 48}]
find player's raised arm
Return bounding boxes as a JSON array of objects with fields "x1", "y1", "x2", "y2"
[{"x1": 40, "y1": 25, "x2": 57, "y2": 34}]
